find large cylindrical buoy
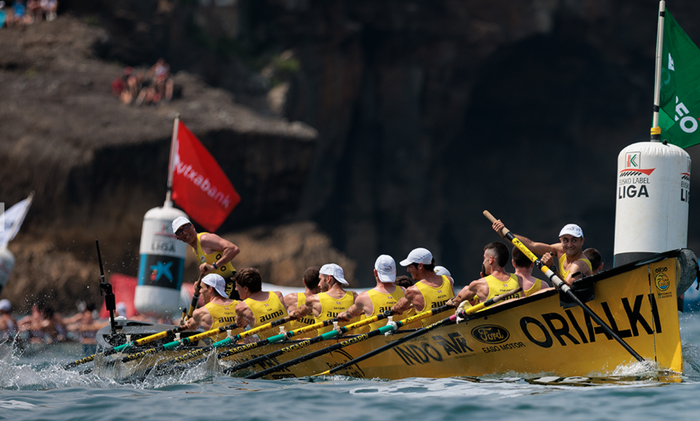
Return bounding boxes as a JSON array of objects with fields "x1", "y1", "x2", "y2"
[
  {"x1": 134, "y1": 202, "x2": 188, "y2": 318},
  {"x1": 614, "y1": 141, "x2": 691, "y2": 267},
  {"x1": 0, "y1": 246, "x2": 15, "y2": 296}
]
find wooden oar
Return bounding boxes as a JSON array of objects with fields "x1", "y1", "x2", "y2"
[
  {"x1": 186, "y1": 274, "x2": 204, "y2": 320},
  {"x1": 222, "y1": 310, "x2": 397, "y2": 376},
  {"x1": 316, "y1": 287, "x2": 522, "y2": 377},
  {"x1": 130, "y1": 317, "x2": 340, "y2": 381},
  {"x1": 483, "y1": 210, "x2": 645, "y2": 363},
  {"x1": 243, "y1": 304, "x2": 456, "y2": 380},
  {"x1": 129, "y1": 316, "x2": 295, "y2": 380}
]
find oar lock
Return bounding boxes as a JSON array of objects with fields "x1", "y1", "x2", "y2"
[
  {"x1": 455, "y1": 301, "x2": 469, "y2": 324},
  {"x1": 226, "y1": 329, "x2": 234, "y2": 339},
  {"x1": 384, "y1": 316, "x2": 397, "y2": 336},
  {"x1": 278, "y1": 326, "x2": 286, "y2": 335}
]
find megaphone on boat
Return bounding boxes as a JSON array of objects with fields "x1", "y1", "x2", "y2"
[
  {"x1": 0, "y1": 245, "x2": 15, "y2": 296},
  {"x1": 134, "y1": 200, "x2": 188, "y2": 318},
  {"x1": 614, "y1": 141, "x2": 691, "y2": 267}
]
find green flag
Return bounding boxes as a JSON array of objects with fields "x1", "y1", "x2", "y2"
[{"x1": 659, "y1": 11, "x2": 700, "y2": 148}]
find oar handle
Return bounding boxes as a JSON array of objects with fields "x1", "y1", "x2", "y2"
[{"x1": 483, "y1": 210, "x2": 510, "y2": 237}]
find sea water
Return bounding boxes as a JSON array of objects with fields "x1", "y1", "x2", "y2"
[{"x1": 1, "y1": 312, "x2": 700, "y2": 421}]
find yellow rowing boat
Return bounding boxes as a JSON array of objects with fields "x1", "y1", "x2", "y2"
[{"x1": 92, "y1": 249, "x2": 696, "y2": 380}]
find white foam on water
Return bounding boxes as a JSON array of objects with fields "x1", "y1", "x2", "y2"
[{"x1": 0, "y1": 400, "x2": 37, "y2": 409}]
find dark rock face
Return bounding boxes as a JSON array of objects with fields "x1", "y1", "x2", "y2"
[{"x1": 5, "y1": 0, "x2": 700, "y2": 312}]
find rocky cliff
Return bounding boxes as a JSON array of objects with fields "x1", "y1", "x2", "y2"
[{"x1": 4, "y1": 0, "x2": 700, "y2": 313}]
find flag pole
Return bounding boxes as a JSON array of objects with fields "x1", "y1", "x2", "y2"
[
  {"x1": 651, "y1": 0, "x2": 666, "y2": 142},
  {"x1": 165, "y1": 113, "x2": 180, "y2": 207}
]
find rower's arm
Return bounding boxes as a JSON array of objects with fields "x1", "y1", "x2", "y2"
[
  {"x1": 234, "y1": 301, "x2": 254, "y2": 329},
  {"x1": 199, "y1": 233, "x2": 240, "y2": 273},
  {"x1": 339, "y1": 292, "x2": 370, "y2": 321}
]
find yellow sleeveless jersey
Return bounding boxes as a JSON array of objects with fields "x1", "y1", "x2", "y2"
[
  {"x1": 244, "y1": 292, "x2": 289, "y2": 339},
  {"x1": 315, "y1": 291, "x2": 358, "y2": 335},
  {"x1": 524, "y1": 278, "x2": 547, "y2": 296},
  {"x1": 204, "y1": 300, "x2": 240, "y2": 341},
  {"x1": 558, "y1": 255, "x2": 593, "y2": 279},
  {"x1": 193, "y1": 232, "x2": 237, "y2": 299},
  {"x1": 288, "y1": 293, "x2": 317, "y2": 338},
  {"x1": 365, "y1": 288, "x2": 407, "y2": 331},
  {"x1": 414, "y1": 275, "x2": 455, "y2": 327}
]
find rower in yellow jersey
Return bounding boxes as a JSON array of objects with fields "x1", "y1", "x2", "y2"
[
  {"x1": 290, "y1": 263, "x2": 359, "y2": 335},
  {"x1": 234, "y1": 268, "x2": 289, "y2": 339},
  {"x1": 338, "y1": 254, "x2": 407, "y2": 331},
  {"x1": 448, "y1": 242, "x2": 520, "y2": 308},
  {"x1": 283, "y1": 267, "x2": 321, "y2": 338},
  {"x1": 172, "y1": 216, "x2": 241, "y2": 299},
  {"x1": 182, "y1": 274, "x2": 240, "y2": 341},
  {"x1": 391, "y1": 247, "x2": 456, "y2": 327}
]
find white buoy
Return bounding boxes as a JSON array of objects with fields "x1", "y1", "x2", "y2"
[
  {"x1": 613, "y1": 141, "x2": 691, "y2": 266},
  {"x1": 0, "y1": 246, "x2": 15, "y2": 296},
  {"x1": 133, "y1": 201, "x2": 188, "y2": 318}
]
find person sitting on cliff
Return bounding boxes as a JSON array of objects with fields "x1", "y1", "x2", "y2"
[
  {"x1": 234, "y1": 268, "x2": 289, "y2": 340},
  {"x1": 290, "y1": 263, "x2": 359, "y2": 335},
  {"x1": 173, "y1": 216, "x2": 241, "y2": 300},
  {"x1": 182, "y1": 273, "x2": 239, "y2": 341},
  {"x1": 584, "y1": 248, "x2": 604, "y2": 275},
  {"x1": 338, "y1": 254, "x2": 407, "y2": 333},
  {"x1": 147, "y1": 58, "x2": 174, "y2": 102},
  {"x1": 493, "y1": 220, "x2": 592, "y2": 285},
  {"x1": 447, "y1": 242, "x2": 520, "y2": 309},
  {"x1": 391, "y1": 248, "x2": 455, "y2": 327},
  {"x1": 283, "y1": 266, "x2": 321, "y2": 338}
]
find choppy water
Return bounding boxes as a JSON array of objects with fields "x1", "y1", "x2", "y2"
[{"x1": 1, "y1": 312, "x2": 700, "y2": 421}]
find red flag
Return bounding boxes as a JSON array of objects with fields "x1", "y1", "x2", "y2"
[{"x1": 171, "y1": 121, "x2": 240, "y2": 231}]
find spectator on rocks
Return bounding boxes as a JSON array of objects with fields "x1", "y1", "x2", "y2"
[
  {"x1": 40, "y1": 0, "x2": 56, "y2": 21},
  {"x1": 0, "y1": 2, "x2": 7, "y2": 29}
]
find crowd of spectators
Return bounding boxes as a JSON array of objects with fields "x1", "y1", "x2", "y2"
[
  {"x1": 111, "y1": 59, "x2": 175, "y2": 107},
  {"x1": 0, "y1": 0, "x2": 58, "y2": 29}
]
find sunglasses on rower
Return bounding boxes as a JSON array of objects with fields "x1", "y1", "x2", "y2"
[{"x1": 175, "y1": 224, "x2": 192, "y2": 236}]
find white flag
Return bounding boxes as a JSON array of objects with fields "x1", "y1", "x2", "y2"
[{"x1": 0, "y1": 193, "x2": 34, "y2": 247}]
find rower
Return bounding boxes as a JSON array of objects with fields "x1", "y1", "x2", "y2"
[
  {"x1": 337, "y1": 255, "x2": 407, "y2": 331},
  {"x1": 182, "y1": 273, "x2": 239, "y2": 341},
  {"x1": 283, "y1": 266, "x2": 321, "y2": 338},
  {"x1": 172, "y1": 216, "x2": 241, "y2": 300},
  {"x1": 391, "y1": 247, "x2": 455, "y2": 327},
  {"x1": 511, "y1": 246, "x2": 551, "y2": 295},
  {"x1": 584, "y1": 248, "x2": 604, "y2": 275},
  {"x1": 234, "y1": 268, "x2": 290, "y2": 339},
  {"x1": 492, "y1": 220, "x2": 592, "y2": 285},
  {"x1": 291, "y1": 263, "x2": 359, "y2": 335},
  {"x1": 447, "y1": 242, "x2": 520, "y2": 308}
]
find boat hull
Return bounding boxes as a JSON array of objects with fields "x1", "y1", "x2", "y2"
[{"x1": 95, "y1": 250, "x2": 695, "y2": 380}]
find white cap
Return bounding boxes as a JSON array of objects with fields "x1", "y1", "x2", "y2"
[
  {"x1": 319, "y1": 263, "x2": 349, "y2": 285},
  {"x1": 202, "y1": 273, "x2": 228, "y2": 297},
  {"x1": 0, "y1": 299, "x2": 10, "y2": 312},
  {"x1": 434, "y1": 266, "x2": 451, "y2": 277},
  {"x1": 172, "y1": 216, "x2": 191, "y2": 233},
  {"x1": 374, "y1": 255, "x2": 396, "y2": 283},
  {"x1": 400, "y1": 247, "x2": 433, "y2": 266},
  {"x1": 559, "y1": 223, "x2": 584, "y2": 238}
]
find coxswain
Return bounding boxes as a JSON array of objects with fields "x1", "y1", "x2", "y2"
[
  {"x1": 337, "y1": 254, "x2": 407, "y2": 331},
  {"x1": 182, "y1": 274, "x2": 239, "y2": 341},
  {"x1": 391, "y1": 248, "x2": 455, "y2": 327},
  {"x1": 283, "y1": 266, "x2": 321, "y2": 338},
  {"x1": 447, "y1": 242, "x2": 520, "y2": 309},
  {"x1": 172, "y1": 216, "x2": 241, "y2": 299},
  {"x1": 493, "y1": 220, "x2": 592, "y2": 285},
  {"x1": 234, "y1": 268, "x2": 289, "y2": 339}
]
